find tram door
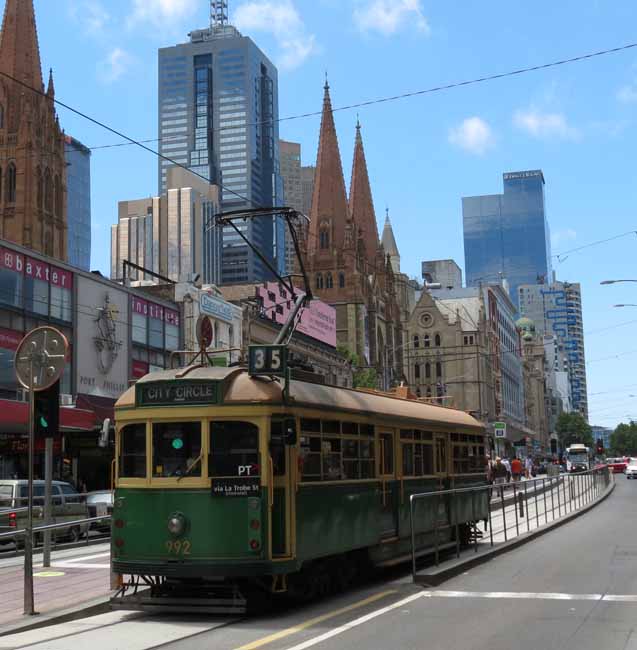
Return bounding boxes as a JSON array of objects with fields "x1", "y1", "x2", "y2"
[
  {"x1": 270, "y1": 419, "x2": 295, "y2": 558},
  {"x1": 379, "y1": 431, "x2": 399, "y2": 539},
  {"x1": 433, "y1": 434, "x2": 449, "y2": 529}
]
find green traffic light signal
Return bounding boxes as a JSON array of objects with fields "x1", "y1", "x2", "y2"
[{"x1": 39, "y1": 416, "x2": 48, "y2": 428}]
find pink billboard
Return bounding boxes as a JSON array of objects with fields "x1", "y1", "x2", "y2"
[{"x1": 256, "y1": 282, "x2": 336, "y2": 348}]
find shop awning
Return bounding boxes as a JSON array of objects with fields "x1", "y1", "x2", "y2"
[{"x1": 0, "y1": 399, "x2": 96, "y2": 434}]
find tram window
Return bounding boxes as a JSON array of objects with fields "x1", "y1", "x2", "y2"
[
  {"x1": 403, "y1": 444, "x2": 414, "y2": 476},
  {"x1": 299, "y1": 436, "x2": 321, "y2": 479},
  {"x1": 153, "y1": 422, "x2": 201, "y2": 478},
  {"x1": 119, "y1": 423, "x2": 147, "y2": 478},
  {"x1": 422, "y1": 445, "x2": 434, "y2": 474},
  {"x1": 300, "y1": 418, "x2": 320, "y2": 433},
  {"x1": 209, "y1": 421, "x2": 259, "y2": 477},
  {"x1": 342, "y1": 422, "x2": 358, "y2": 435},
  {"x1": 360, "y1": 424, "x2": 375, "y2": 437},
  {"x1": 380, "y1": 433, "x2": 394, "y2": 475},
  {"x1": 270, "y1": 419, "x2": 286, "y2": 476},
  {"x1": 322, "y1": 420, "x2": 340, "y2": 434}
]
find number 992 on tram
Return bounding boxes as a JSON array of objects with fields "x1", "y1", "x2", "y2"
[{"x1": 110, "y1": 363, "x2": 488, "y2": 611}]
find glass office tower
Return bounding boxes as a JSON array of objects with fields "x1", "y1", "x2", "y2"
[
  {"x1": 64, "y1": 136, "x2": 92, "y2": 271},
  {"x1": 463, "y1": 170, "x2": 552, "y2": 304},
  {"x1": 158, "y1": 16, "x2": 284, "y2": 284}
]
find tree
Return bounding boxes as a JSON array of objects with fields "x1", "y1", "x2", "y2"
[
  {"x1": 337, "y1": 344, "x2": 378, "y2": 389},
  {"x1": 555, "y1": 412, "x2": 593, "y2": 448},
  {"x1": 610, "y1": 421, "x2": 637, "y2": 455}
]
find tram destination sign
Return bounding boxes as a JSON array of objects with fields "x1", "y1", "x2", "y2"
[
  {"x1": 212, "y1": 477, "x2": 260, "y2": 497},
  {"x1": 136, "y1": 380, "x2": 220, "y2": 407}
]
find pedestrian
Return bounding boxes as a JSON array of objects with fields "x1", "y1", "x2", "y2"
[
  {"x1": 525, "y1": 456, "x2": 533, "y2": 479},
  {"x1": 511, "y1": 456, "x2": 522, "y2": 482},
  {"x1": 502, "y1": 457, "x2": 512, "y2": 483},
  {"x1": 493, "y1": 457, "x2": 508, "y2": 498}
]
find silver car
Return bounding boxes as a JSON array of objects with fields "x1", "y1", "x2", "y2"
[
  {"x1": 626, "y1": 461, "x2": 637, "y2": 479},
  {"x1": 0, "y1": 480, "x2": 89, "y2": 545}
]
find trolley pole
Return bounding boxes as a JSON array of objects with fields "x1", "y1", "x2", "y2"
[{"x1": 24, "y1": 361, "x2": 35, "y2": 616}]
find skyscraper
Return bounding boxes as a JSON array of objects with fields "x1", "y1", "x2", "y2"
[
  {"x1": 463, "y1": 170, "x2": 552, "y2": 304},
  {"x1": 65, "y1": 136, "x2": 91, "y2": 270},
  {"x1": 518, "y1": 280, "x2": 588, "y2": 421},
  {"x1": 157, "y1": 1, "x2": 284, "y2": 284},
  {"x1": 0, "y1": 0, "x2": 67, "y2": 261},
  {"x1": 111, "y1": 168, "x2": 221, "y2": 285},
  {"x1": 279, "y1": 140, "x2": 302, "y2": 273}
]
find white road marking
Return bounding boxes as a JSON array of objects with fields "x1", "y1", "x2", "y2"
[
  {"x1": 52, "y1": 562, "x2": 110, "y2": 569},
  {"x1": 282, "y1": 592, "x2": 426, "y2": 650},
  {"x1": 57, "y1": 552, "x2": 110, "y2": 563},
  {"x1": 425, "y1": 590, "x2": 603, "y2": 601}
]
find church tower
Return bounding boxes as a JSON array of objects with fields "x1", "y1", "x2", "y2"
[{"x1": 0, "y1": 0, "x2": 67, "y2": 260}]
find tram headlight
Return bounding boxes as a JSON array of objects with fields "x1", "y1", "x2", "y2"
[{"x1": 167, "y1": 512, "x2": 187, "y2": 537}]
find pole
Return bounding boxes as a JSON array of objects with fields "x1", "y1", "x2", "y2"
[
  {"x1": 23, "y1": 363, "x2": 35, "y2": 616},
  {"x1": 43, "y1": 437, "x2": 53, "y2": 567}
]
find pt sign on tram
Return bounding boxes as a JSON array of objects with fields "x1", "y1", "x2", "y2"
[{"x1": 15, "y1": 326, "x2": 68, "y2": 616}]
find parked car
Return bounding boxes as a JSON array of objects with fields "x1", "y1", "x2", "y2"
[
  {"x1": 606, "y1": 458, "x2": 628, "y2": 473},
  {"x1": 85, "y1": 491, "x2": 113, "y2": 533},
  {"x1": 0, "y1": 480, "x2": 89, "y2": 546},
  {"x1": 626, "y1": 461, "x2": 637, "y2": 479}
]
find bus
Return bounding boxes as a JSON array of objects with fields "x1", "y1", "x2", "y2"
[
  {"x1": 109, "y1": 359, "x2": 490, "y2": 611},
  {"x1": 565, "y1": 444, "x2": 591, "y2": 472}
]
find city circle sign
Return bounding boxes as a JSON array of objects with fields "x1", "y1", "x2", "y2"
[{"x1": 494, "y1": 422, "x2": 507, "y2": 439}]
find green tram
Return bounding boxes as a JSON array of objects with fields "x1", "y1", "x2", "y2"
[{"x1": 111, "y1": 364, "x2": 488, "y2": 610}]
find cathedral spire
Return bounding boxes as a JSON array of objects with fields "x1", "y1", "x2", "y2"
[
  {"x1": 381, "y1": 208, "x2": 400, "y2": 274},
  {"x1": 47, "y1": 67, "x2": 55, "y2": 98},
  {"x1": 308, "y1": 82, "x2": 349, "y2": 255},
  {"x1": 0, "y1": 0, "x2": 44, "y2": 91},
  {"x1": 348, "y1": 119, "x2": 379, "y2": 266}
]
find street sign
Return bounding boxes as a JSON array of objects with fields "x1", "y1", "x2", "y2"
[
  {"x1": 15, "y1": 327, "x2": 68, "y2": 391},
  {"x1": 196, "y1": 315, "x2": 214, "y2": 349},
  {"x1": 248, "y1": 344, "x2": 288, "y2": 377},
  {"x1": 494, "y1": 422, "x2": 507, "y2": 439}
]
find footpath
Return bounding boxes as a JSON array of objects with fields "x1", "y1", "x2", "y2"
[{"x1": 0, "y1": 544, "x2": 113, "y2": 636}]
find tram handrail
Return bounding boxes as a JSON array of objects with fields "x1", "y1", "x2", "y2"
[{"x1": 408, "y1": 466, "x2": 611, "y2": 582}]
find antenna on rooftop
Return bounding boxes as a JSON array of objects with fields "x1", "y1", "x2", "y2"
[{"x1": 211, "y1": 0, "x2": 228, "y2": 28}]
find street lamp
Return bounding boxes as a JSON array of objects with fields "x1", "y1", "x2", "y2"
[{"x1": 613, "y1": 304, "x2": 637, "y2": 308}]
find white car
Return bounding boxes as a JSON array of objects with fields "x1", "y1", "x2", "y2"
[{"x1": 626, "y1": 462, "x2": 637, "y2": 479}]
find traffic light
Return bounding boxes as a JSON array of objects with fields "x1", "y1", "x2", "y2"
[
  {"x1": 33, "y1": 380, "x2": 60, "y2": 440},
  {"x1": 596, "y1": 438, "x2": 604, "y2": 455}
]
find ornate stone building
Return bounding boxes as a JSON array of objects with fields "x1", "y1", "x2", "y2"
[
  {"x1": 300, "y1": 83, "x2": 403, "y2": 386},
  {"x1": 0, "y1": 0, "x2": 67, "y2": 260}
]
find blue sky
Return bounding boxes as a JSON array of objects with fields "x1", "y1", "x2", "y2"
[{"x1": 24, "y1": 0, "x2": 637, "y2": 428}]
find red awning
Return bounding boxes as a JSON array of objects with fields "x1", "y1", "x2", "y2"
[{"x1": 0, "y1": 399, "x2": 96, "y2": 434}]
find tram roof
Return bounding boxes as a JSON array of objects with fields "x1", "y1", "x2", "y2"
[{"x1": 116, "y1": 367, "x2": 483, "y2": 432}]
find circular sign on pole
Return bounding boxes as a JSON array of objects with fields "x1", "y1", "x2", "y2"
[
  {"x1": 196, "y1": 315, "x2": 214, "y2": 349},
  {"x1": 15, "y1": 327, "x2": 69, "y2": 391}
]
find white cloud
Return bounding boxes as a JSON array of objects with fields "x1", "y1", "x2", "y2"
[
  {"x1": 513, "y1": 108, "x2": 579, "y2": 140},
  {"x1": 617, "y1": 84, "x2": 637, "y2": 103},
  {"x1": 69, "y1": 0, "x2": 110, "y2": 35},
  {"x1": 234, "y1": 1, "x2": 317, "y2": 70},
  {"x1": 448, "y1": 117, "x2": 494, "y2": 155},
  {"x1": 354, "y1": 0, "x2": 430, "y2": 36},
  {"x1": 99, "y1": 48, "x2": 135, "y2": 83},
  {"x1": 127, "y1": 0, "x2": 198, "y2": 28},
  {"x1": 551, "y1": 228, "x2": 577, "y2": 248}
]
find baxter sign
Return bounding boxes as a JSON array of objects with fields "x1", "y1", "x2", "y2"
[{"x1": 137, "y1": 381, "x2": 220, "y2": 407}]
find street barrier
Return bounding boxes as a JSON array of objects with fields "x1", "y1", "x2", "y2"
[{"x1": 409, "y1": 466, "x2": 612, "y2": 582}]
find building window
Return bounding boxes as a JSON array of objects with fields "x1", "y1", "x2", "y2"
[
  {"x1": 434, "y1": 333, "x2": 441, "y2": 347},
  {"x1": 6, "y1": 163, "x2": 16, "y2": 204},
  {"x1": 319, "y1": 229, "x2": 329, "y2": 249},
  {"x1": 36, "y1": 167, "x2": 42, "y2": 210},
  {"x1": 426, "y1": 386, "x2": 432, "y2": 398},
  {"x1": 54, "y1": 175, "x2": 62, "y2": 217},
  {"x1": 0, "y1": 104, "x2": 4, "y2": 129},
  {"x1": 413, "y1": 335, "x2": 420, "y2": 349},
  {"x1": 44, "y1": 169, "x2": 52, "y2": 212},
  {"x1": 424, "y1": 334, "x2": 430, "y2": 348},
  {"x1": 326, "y1": 273, "x2": 333, "y2": 289},
  {"x1": 436, "y1": 362, "x2": 442, "y2": 378},
  {"x1": 338, "y1": 273, "x2": 345, "y2": 288},
  {"x1": 316, "y1": 273, "x2": 323, "y2": 290},
  {"x1": 425, "y1": 362, "x2": 431, "y2": 379},
  {"x1": 415, "y1": 364, "x2": 420, "y2": 380}
]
